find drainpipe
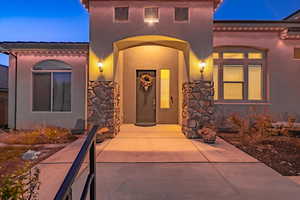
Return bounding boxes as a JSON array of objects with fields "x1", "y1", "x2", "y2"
[{"x1": 12, "y1": 53, "x2": 17, "y2": 130}]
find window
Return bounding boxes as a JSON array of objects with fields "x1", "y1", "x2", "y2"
[
  {"x1": 32, "y1": 60, "x2": 71, "y2": 112},
  {"x1": 114, "y1": 7, "x2": 129, "y2": 21},
  {"x1": 213, "y1": 65, "x2": 219, "y2": 100},
  {"x1": 213, "y1": 48, "x2": 265, "y2": 102},
  {"x1": 294, "y1": 48, "x2": 300, "y2": 59},
  {"x1": 223, "y1": 53, "x2": 244, "y2": 59},
  {"x1": 213, "y1": 53, "x2": 219, "y2": 59},
  {"x1": 175, "y1": 7, "x2": 189, "y2": 22},
  {"x1": 160, "y1": 69, "x2": 170, "y2": 109},
  {"x1": 248, "y1": 52, "x2": 263, "y2": 59},
  {"x1": 248, "y1": 65, "x2": 262, "y2": 100},
  {"x1": 223, "y1": 65, "x2": 244, "y2": 100},
  {"x1": 144, "y1": 7, "x2": 159, "y2": 23}
]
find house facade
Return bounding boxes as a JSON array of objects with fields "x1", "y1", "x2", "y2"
[
  {"x1": 0, "y1": 0, "x2": 300, "y2": 138},
  {"x1": 0, "y1": 64, "x2": 8, "y2": 126}
]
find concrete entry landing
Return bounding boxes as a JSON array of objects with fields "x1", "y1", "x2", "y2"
[
  {"x1": 73, "y1": 124, "x2": 300, "y2": 200},
  {"x1": 97, "y1": 124, "x2": 208, "y2": 162}
]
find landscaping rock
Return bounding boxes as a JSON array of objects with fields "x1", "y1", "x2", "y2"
[
  {"x1": 22, "y1": 150, "x2": 41, "y2": 160},
  {"x1": 198, "y1": 128, "x2": 217, "y2": 144},
  {"x1": 256, "y1": 147, "x2": 264, "y2": 153},
  {"x1": 280, "y1": 161, "x2": 287, "y2": 165}
]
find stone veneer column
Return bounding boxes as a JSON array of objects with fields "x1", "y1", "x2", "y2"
[
  {"x1": 182, "y1": 81, "x2": 215, "y2": 138},
  {"x1": 88, "y1": 81, "x2": 120, "y2": 137}
]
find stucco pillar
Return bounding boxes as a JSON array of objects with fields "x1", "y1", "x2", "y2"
[{"x1": 182, "y1": 81, "x2": 215, "y2": 138}]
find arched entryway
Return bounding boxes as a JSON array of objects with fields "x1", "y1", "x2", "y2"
[{"x1": 113, "y1": 35, "x2": 190, "y2": 126}]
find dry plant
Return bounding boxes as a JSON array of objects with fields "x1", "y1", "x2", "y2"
[
  {"x1": 0, "y1": 164, "x2": 40, "y2": 200},
  {"x1": 0, "y1": 127, "x2": 76, "y2": 145},
  {"x1": 228, "y1": 107, "x2": 273, "y2": 145}
]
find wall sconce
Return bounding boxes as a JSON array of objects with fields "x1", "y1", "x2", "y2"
[
  {"x1": 199, "y1": 61, "x2": 206, "y2": 74},
  {"x1": 97, "y1": 62, "x2": 104, "y2": 72}
]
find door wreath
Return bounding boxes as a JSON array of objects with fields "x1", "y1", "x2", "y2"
[{"x1": 140, "y1": 73, "x2": 154, "y2": 91}]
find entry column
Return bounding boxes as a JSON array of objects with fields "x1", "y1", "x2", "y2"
[{"x1": 182, "y1": 81, "x2": 215, "y2": 138}]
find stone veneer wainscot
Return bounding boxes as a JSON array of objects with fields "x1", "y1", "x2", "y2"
[
  {"x1": 88, "y1": 81, "x2": 120, "y2": 136},
  {"x1": 182, "y1": 81, "x2": 215, "y2": 138}
]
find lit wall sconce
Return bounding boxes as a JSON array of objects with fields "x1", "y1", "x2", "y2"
[
  {"x1": 97, "y1": 62, "x2": 104, "y2": 72},
  {"x1": 199, "y1": 61, "x2": 207, "y2": 74}
]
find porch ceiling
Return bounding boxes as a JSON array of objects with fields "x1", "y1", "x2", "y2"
[
  {"x1": 113, "y1": 35, "x2": 190, "y2": 69},
  {"x1": 114, "y1": 35, "x2": 189, "y2": 52}
]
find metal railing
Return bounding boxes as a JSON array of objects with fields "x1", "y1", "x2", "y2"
[{"x1": 54, "y1": 125, "x2": 99, "y2": 200}]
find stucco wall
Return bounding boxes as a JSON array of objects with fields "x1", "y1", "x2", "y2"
[
  {"x1": 9, "y1": 54, "x2": 87, "y2": 129},
  {"x1": 214, "y1": 31, "x2": 300, "y2": 120},
  {"x1": 89, "y1": 1, "x2": 214, "y2": 81}
]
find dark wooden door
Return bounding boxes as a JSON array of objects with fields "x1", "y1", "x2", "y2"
[{"x1": 136, "y1": 70, "x2": 156, "y2": 126}]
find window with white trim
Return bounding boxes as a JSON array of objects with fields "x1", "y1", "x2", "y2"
[
  {"x1": 32, "y1": 60, "x2": 71, "y2": 112},
  {"x1": 144, "y1": 7, "x2": 159, "y2": 23},
  {"x1": 213, "y1": 48, "x2": 266, "y2": 102},
  {"x1": 114, "y1": 7, "x2": 129, "y2": 22},
  {"x1": 175, "y1": 7, "x2": 189, "y2": 22}
]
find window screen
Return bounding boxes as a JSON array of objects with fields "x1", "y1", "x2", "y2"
[
  {"x1": 248, "y1": 65, "x2": 262, "y2": 100},
  {"x1": 115, "y1": 7, "x2": 129, "y2": 21},
  {"x1": 223, "y1": 65, "x2": 244, "y2": 100},
  {"x1": 175, "y1": 7, "x2": 189, "y2": 21},
  {"x1": 33, "y1": 73, "x2": 51, "y2": 111},
  {"x1": 53, "y1": 72, "x2": 71, "y2": 112}
]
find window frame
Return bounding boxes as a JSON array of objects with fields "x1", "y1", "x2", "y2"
[
  {"x1": 174, "y1": 7, "x2": 190, "y2": 23},
  {"x1": 32, "y1": 67, "x2": 72, "y2": 113},
  {"x1": 144, "y1": 7, "x2": 160, "y2": 23},
  {"x1": 213, "y1": 47, "x2": 268, "y2": 103},
  {"x1": 113, "y1": 6, "x2": 130, "y2": 23}
]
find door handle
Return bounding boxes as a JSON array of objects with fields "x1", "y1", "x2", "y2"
[
  {"x1": 170, "y1": 96, "x2": 174, "y2": 105},
  {"x1": 153, "y1": 98, "x2": 156, "y2": 109}
]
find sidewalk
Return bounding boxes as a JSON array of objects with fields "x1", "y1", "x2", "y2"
[
  {"x1": 37, "y1": 137, "x2": 110, "y2": 200},
  {"x1": 73, "y1": 124, "x2": 300, "y2": 200}
]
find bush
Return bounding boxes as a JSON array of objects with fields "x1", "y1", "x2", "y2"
[
  {"x1": 0, "y1": 127, "x2": 76, "y2": 145},
  {"x1": 0, "y1": 165, "x2": 40, "y2": 200},
  {"x1": 228, "y1": 107, "x2": 273, "y2": 145}
]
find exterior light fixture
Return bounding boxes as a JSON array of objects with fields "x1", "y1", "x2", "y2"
[
  {"x1": 199, "y1": 61, "x2": 206, "y2": 73},
  {"x1": 98, "y1": 62, "x2": 104, "y2": 72}
]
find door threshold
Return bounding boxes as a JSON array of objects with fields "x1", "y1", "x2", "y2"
[{"x1": 134, "y1": 122, "x2": 156, "y2": 127}]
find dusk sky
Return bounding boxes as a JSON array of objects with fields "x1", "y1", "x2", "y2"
[{"x1": 0, "y1": 0, "x2": 299, "y2": 65}]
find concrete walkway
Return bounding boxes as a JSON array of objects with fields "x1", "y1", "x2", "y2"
[{"x1": 71, "y1": 124, "x2": 300, "y2": 200}]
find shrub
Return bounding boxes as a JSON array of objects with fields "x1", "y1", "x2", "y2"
[
  {"x1": 228, "y1": 107, "x2": 273, "y2": 145},
  {"x1": 0, "y1": 165, "x2": 40, "y2": 200},
  {"x1": 0, "y1": 127, "x2": 76, "y2": 145}
]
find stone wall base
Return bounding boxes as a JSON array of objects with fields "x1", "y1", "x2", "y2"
[
  {"x1": 88, "y1": 81, "x2": 120, "y2": 137},
  {"x1": 182, "y1": 81, "x2": 215, "y2": 139}
]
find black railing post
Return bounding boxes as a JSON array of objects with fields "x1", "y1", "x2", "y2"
[
  {"x1": 90, "y1": 140, "x2": 96, "y2": 200},
  {"x1": 54, "y1": 125, "x2": 99, "y2": 200}
]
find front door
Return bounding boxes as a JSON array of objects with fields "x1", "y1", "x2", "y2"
[{"x1": 136, "y1": 70, "x2": 156, "y2": 126}]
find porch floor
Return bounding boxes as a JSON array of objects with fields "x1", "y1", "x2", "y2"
[{"x1": 73, "y1": 124, "x2": 300, "y2": 200}]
